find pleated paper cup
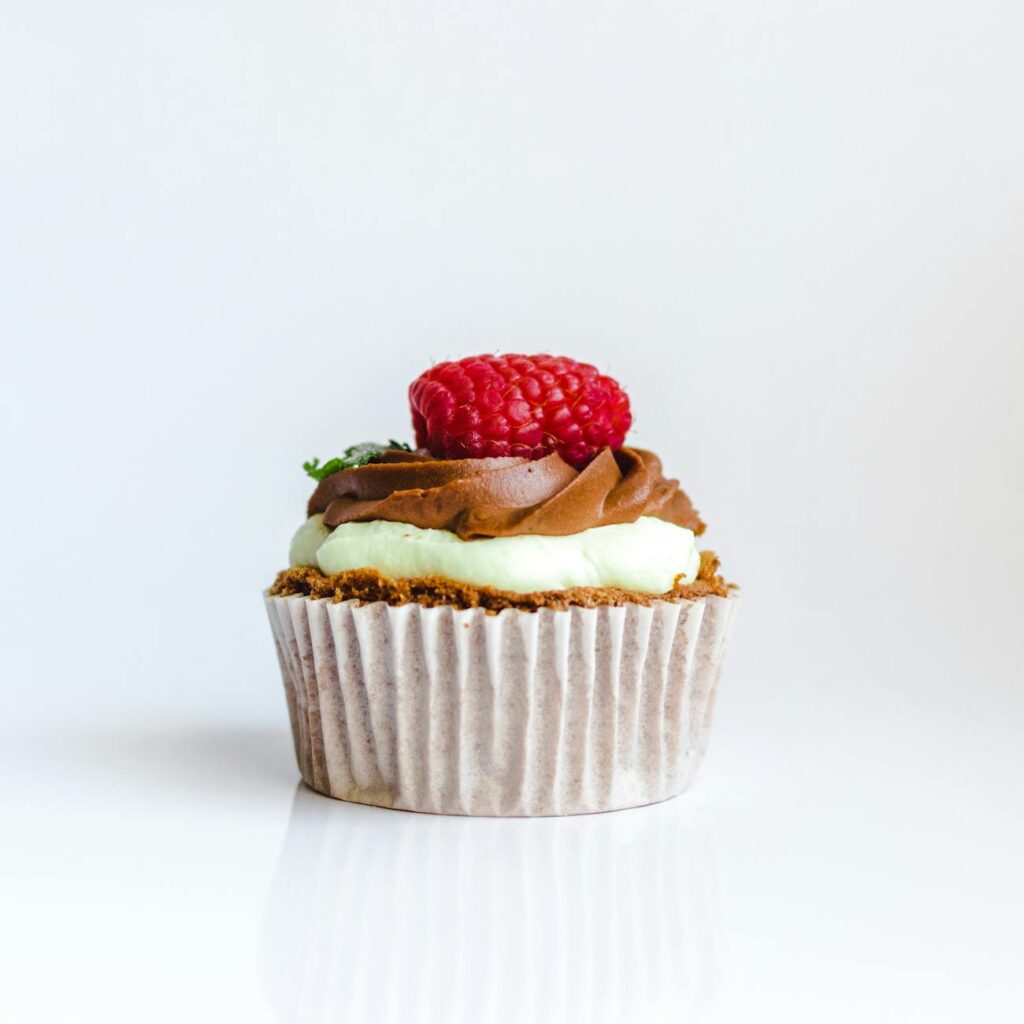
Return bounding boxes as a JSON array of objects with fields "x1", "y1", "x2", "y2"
[{"x1": 265, "y1": 592, "x2": 737, "y2": 816}]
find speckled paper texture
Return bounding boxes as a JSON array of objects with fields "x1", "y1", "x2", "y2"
[{"x1": 265, "y1": 593, "x2": 737, "y2": 816}]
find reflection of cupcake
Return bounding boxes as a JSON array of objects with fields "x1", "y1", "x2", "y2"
[
  {"x1": 261, "y1": 785, "x2": 714, "y2": 1021},
  {"x1": 267, "y1": 354, "x2": 737, "y2": 815}
]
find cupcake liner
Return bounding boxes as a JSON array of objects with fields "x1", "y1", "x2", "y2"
[{"x1": 265, "y1": 591, "x2": 738, "y2": 816}]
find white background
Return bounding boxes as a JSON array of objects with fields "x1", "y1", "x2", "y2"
[{"x1": 2, "y1": 1, "x2": 1023, "y2": 1021}]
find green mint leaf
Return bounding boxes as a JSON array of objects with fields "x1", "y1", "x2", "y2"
[{"x1": 303, "y1": 440, "x2": 412, "y2": 481}]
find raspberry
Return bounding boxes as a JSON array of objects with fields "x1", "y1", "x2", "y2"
[{"x1": 409, "y1": 354, "x2": 632, "y2": 467}]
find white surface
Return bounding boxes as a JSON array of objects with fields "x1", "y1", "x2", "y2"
[
  {"x1": 3, "y1": 665, "x2": 1023, "y2": 1024},
  {"x1": 2, "y1": 0, "x2": 1023, "y2": 1021}
]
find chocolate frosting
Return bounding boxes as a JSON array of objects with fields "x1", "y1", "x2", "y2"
[{"x1": 307, "y1": 447, "x2": 705, "y2": 541}]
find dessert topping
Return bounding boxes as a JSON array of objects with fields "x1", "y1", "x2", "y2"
[
  {"x1": 306, "y1": 445, "x2": 704, "y2": 540},
  {"x1": 303, "y1": 441, "x2": 412, "y2": 481},
  {"x1": 409, "y1": 354, "x2": 631, "y2": 468}
]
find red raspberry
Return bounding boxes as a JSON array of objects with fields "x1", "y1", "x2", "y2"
[{"x1": 409, "y1": 354, "x2": 632, "y2": 467}]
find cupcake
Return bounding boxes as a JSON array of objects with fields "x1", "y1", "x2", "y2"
[{"x1": 266, "y1": 353, "x2": 737, "y2": 816}]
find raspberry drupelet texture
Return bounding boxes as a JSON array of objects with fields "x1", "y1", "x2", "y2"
[{"x1": 409, "y1": 354, "x2": 632, "y2": 468}]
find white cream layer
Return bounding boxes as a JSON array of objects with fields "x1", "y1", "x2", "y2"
[{"x1": 289, "y1": 515, "x2": 699, "y2": 594}]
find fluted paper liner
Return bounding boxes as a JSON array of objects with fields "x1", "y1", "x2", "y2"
[{"x1": 265, "y1": 593, "x2": 737, "y2": 816}]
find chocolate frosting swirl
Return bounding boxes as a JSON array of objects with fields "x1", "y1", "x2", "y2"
[{"x1": 307, "y1": 447, "x2": 705, "y2": 541}]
